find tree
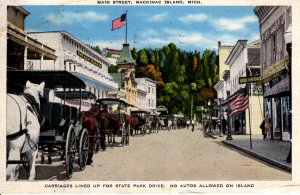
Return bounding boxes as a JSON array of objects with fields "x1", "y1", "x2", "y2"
[
  {"x1": 138, "y1": 49, "x2": 148, "y2": 66},
  {"x1": 108, "y1": 65, "x2": 117, "y2": 73},
  {"x1": 92, "y1": 45, "x2": 101, "y2": 54},
  {"x1": 131, "y1": 47, "x2": 138, "y2": 60}
]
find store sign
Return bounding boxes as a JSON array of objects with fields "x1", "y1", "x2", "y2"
[
  {"x1": 76, "y1": 50, "x2": 102, "y2": 68},
  {"x1": 239, "y1": 75, "x2": 261, "y2": 84},
  {"x1": 261, "y1": 55, "x2": 289, "y2": 84}
]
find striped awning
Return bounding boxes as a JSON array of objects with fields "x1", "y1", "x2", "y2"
[{"x1": 71, "y1": 72, "x2": 117, "y2": 92}]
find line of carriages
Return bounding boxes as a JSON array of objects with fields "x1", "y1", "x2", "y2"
[{"x1": 7, "y1": 70, "x2": 160, "y2": 180}]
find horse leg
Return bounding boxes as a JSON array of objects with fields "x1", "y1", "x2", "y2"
[
  {"x1": 24, "y1": 149, "x2": 37, "y2": 180},
  {"x1": 100, "y1": 129, "x2": 106, "y2": 151},
  {"x1": 6, "y1": 147, "x2": 20, "y2": 181},
  {"x1": 87, "y1": 136, "x2": 95, "y2": 165}
]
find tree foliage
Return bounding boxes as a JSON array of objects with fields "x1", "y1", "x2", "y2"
[{"x1": 133, "y1": 42, "x2": 219, "y2": 116}]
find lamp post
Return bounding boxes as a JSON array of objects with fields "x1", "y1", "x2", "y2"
[
  {"x1": 219, "y1": 98, "x2": 223, "y2": 137},
  {"x1": 226, "y1": 100, "x2": 233, "y2": 140},
  {"x1": 208, "y1": 100, "x2": 211, "y2": 133}
]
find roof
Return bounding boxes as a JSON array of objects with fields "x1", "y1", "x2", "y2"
[
  {"x1": 55, "y1": 91, "x2": 96, "y2": 99},
  {"x1": 110, "y1": 73, "x2": 125, "y2": 88},
  {"x1": 103, "y1": 48, "x2": 122, "y2": 53},
  {"x1": 96, "y1": 98, "x2": 128, "y2": 106},
  {"x1": 116, "y1": 43, "x2": 136, "y2": 65}
]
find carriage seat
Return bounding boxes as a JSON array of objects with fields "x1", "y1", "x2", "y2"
[
  {"x1": 40, "y1": 102, "x2": 62, "y2": 132},
  {"x1": 105, "y1": 112, "x2": 124, "y2": 121}
]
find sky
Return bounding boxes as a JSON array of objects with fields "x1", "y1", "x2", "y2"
[{"x1": 23, "y1": 5, "x2": 259, "y2": 53}]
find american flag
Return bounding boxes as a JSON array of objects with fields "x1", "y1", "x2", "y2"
[
  {"x1": 230, "y1": 89, "x2": 249, "y2": 116},
  {"x1": 112, "y1": 13, "x2": 126, "y2": 30}
]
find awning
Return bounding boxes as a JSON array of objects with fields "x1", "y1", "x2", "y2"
[
  {"x1": 71, "y1": 72, "x2": 117, "y2": 91},
  {"x1": 264, "y1": 76, "x2": 290, "y2": 98}
]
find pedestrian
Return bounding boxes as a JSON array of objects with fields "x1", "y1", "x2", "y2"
[
  {"x1": 186, "y1": 119, "x2": 190, "y2": 129},
  {"x1": 260, "y1": 119, "x2": 266, "y2": 140},
  {"x1": 212, "y1": 119, "x2": 217, "y2": 131},
  {"x1": 234, "y1": 119, "x2": 241, "y2": 134},
  {"x1": 191, "y1": 119, "x2": 195, "y2": 132},
  {"x1": 264, "y1": 116, "x2": 272, "y2": 140},
  {"x1": 221, "y1": 117, "x2": 227, "y2": 134}
]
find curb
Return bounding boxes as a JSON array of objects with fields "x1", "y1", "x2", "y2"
[
  {"x1": 222, "y1": 140, "x2": 292, "y2": 173},
  {"x1": 200, "y1": 129, "x2": 218, "y2": 139}
]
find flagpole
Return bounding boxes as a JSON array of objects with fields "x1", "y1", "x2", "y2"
[
  {"x1": 125, "y1": 10, "x2": 128, "y2": 43},
  {"x1": 248, "y1": 83, "x2": 253, "y2": 149}
]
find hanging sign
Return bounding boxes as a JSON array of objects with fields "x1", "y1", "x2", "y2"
[{"x1": 239, "y1": 75, "x2": 261, "y2": 84}]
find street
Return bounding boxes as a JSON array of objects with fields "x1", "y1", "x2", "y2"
[{"x1": 20, "y1": 126, "x2": 291, "y2": 181}]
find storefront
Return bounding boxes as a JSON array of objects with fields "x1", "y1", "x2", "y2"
[{"x1": 262, "y1": 58, "x2": 291, "y2": 141}]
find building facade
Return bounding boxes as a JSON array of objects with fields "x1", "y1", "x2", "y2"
[
  {"x1": 254, "y1": 6, "x2": 292, "y2": 140},
  {"x1": 116, "y1": 43, "x2": 137, "y2": 107},
  {"x1": 136, "y1": 78, "x2": 157, "y2": 113},
  {"x1": 7, "y1": 6, "x2": 56, "y2": 71},
  {"x1": 225, "y1": 39, "x2": 263, "y2": 135},
  {"x1": 214, "y1": 42, "x2": 233, "y2": 120},
  {"x1": 136, "y1": 81, "x2": 147, "y2": 110},
  {"x1": 27, "y1": 31, "x2": 118, "y2": 110}
]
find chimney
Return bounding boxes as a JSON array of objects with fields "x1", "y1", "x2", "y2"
[{"x1": 218, "y1": 41, "x2": 221, "y2": 47}]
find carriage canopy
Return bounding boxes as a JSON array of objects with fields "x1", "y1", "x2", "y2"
[{"x1": 7, "y1": 70, "x2": 86, "y2": 93}]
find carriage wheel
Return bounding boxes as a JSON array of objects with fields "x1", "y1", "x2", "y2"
[
  {"x1": 65, "y1": 125, "x2": 76, "y2": 179},
  {"x1": 95, "y1": 129, "x2": 101, "y2": 152},
  {"x1": 78, "y1": 128, "x2": 89, "y2": 171}
]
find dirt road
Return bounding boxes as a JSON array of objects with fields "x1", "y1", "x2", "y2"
[{"x1": 68, "y1": 127, "x2": 290, "y2": 181}]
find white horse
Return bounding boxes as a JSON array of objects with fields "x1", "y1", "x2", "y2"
[{"x1": 7, "y1": 81, "x2": 45, "y2": 180}]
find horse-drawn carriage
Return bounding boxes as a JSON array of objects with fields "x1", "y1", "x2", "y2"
[
  {"x1": 130, "y1": 110, "x2": 151, "y2": 135},
  {"x1": 7, "y1": 70, "x2": 94, "y2": 180},
  {"x1": 95, "y1": 98, "x2": 131, "y2": 147}
]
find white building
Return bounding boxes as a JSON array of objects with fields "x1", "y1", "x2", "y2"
[
  {"x1": 136, "y1": 81, "x2": 147, "y2": 110},
  {"x1": 214, "y1": 42, "x2": 233, "y2": 120},
  {"x1": 135, "y1": 78, "x2": 157, "y2": 113},
  {"x1": 225, "y1": 39, "x2": 263, "y2": 135},
  {"x1": 27, "y1": 31, "x2": 118, "y2": 110}
]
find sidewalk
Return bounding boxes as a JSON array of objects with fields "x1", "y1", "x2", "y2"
[{"x1": 200, "y1": 126, "x2": 291, "y2": 172}]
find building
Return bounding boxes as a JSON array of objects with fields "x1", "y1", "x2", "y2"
[
  {"x1": 7, "y1": 6, "x2": 56, "y2": 70},
  {"x1": 254, "y1": 6, "x2": 292, "y2": 140},
  {"x1": 27, "y1": 31, "x2": 118, "y2": 110},
  {"x1": 136, "y1": 81, "x2": 147, "y2": 110},
  {"x1": 115, "y1": 43, "x2": 137, "y2": 107},
  {"x1": 101, "y1": 47, "x2": 122, "y2": 67},
  {"x1": 225, "y1": 39, "x2": 263, "y2": 135},
  {"x1": 214, "y1": 42, "x2": 233, "y2": 120},
  {"x1": 101, "y1": 47, "x2": 122, "y2": 60},
  {"x1": 136, "y1": 78, "x2": 157, "y2": 113}
]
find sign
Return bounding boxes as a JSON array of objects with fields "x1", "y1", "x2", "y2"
[
  {"x1": 239, "y1": 75, "x2": 261, "y2": 84},
  {"x1": 76, "y1": 50, "x2": 102, "y2": 68},
  {"x1": 261, "y1": 55, "x2": 289, "y2": 84}
]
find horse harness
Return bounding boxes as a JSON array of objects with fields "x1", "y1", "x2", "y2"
[{"x1": 7, "y1": 93, "x2": 42, "y2": 152}]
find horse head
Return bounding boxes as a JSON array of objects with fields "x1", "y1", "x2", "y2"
[{"x1": 23, "y1": 81, "x2": 45, "y2": 107}]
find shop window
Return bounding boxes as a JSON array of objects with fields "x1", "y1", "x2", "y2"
[
  {"x1": 282, "y1": 96, "x2": 291, "y2": 133},
  {"x1": 271, "y1": 33, "x2": 277, "y2": 64}
]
